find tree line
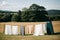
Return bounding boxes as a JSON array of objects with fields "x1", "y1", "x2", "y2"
[{"x1": 0, "y1": 4, "x2": 49, "y2": 22}]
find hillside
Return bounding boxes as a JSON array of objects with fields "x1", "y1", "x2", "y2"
[
  {"x1": 47, "y1": 10, "x2": 60, "y2": 16},
  {"x1": 0, "y1": 10, "x2": 18, "y2": 13},
  {"x1": 0, "y1": 9, "x2": 60, "y2": 15}
]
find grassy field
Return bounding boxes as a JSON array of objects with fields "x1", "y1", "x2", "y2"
[{"x1": 0, "y1": 33, "x2": 60, "y2": 40}]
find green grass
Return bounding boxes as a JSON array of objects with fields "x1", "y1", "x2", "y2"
[{"x1": 0, "y1": 33, "x2": 60, "y2": 40}]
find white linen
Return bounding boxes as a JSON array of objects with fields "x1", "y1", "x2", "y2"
[
  {"x1": 12, "y1": 26, "x2": 18, "y2": 35},
  {"x1": 42, "y1": 24, "x2": 47, "y2": 33},
  {"x1": 33, "y1": 24, "x2": 44, "y2": 36},
  {"x1": 5, "y1": 25, "x2": 12, "y2": 35},
  {"x1": 27, "y1": 25, "x2": 33, "y2": 34}
]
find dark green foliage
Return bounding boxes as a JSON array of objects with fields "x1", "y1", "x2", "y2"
[
  {"x1": 0, "y1": 13, "x2": 12, "y2": 22},
  {"x1": 11, "y1": 10, "x2": 21, "y2": 22},
  {"x1": 50, "y1": 16, "x2": 60, "y2": 21},
  {"x1": 0, "y1": 4, "x2": 49, "y2": 22},
  {"x1": 20, "y1": 4, "x2": 48, "y2": 22},
  {"x1": 11, "y1": 14, "x2": 18, "y2": 22},
  {"x1": 47, "y1": 10, "x2": 60, "y2": 15},
  {"x1": 29, "y1": 4, "x2": 45, "y2": 11},
  {"x1": 21, "y1": 11, "x2": 29, "y2": 22}
]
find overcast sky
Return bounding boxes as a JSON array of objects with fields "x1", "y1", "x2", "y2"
[{"x1": 0, "y1": 0, "x2": 60, "y2": 11}]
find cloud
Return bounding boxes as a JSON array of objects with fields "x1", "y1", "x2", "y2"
[
  {"x1": 0, "y1": 1, "x2": 22, "y2": 11},
  {"x1": 0, "y1": 1, "x2": 8, "y2": 6},
  {"x1": 2, "y1": 1, "x2": 8, "y2": 5}
]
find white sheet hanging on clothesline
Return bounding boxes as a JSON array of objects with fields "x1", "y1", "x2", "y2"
[
  {"x1": 27, "y1": 25, "x2": 33, "y2": 34},
  {"x1": 5, "y1": 25, "x2": 12, "y2": 35},
  {"x1": 42, "y1": 24, "x2": 47, "y2": 33},
  {"x1": 33, "y1": 24, "x2": 44, "y2": 36},
  {"x1": 12, "y1": 26, "x2": 18, "y2": 35}
]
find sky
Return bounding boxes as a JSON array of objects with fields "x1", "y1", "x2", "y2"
[{"x1": 0, "y1": 0, "x2": 60, "y2": 11}]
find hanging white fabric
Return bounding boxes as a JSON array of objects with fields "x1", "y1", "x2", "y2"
[
  {"x1": 33, "y1": 24, "x2": 44, "y2": 36},
  {"x1": 42, "y1": 24, "x2": 47, "y2": 33},
  {"x1": 26, "y1": 25, "x2": 33, "y2": 34},
  {"x1": 12, "y1": 26, "x2": 18, "y2": 35},
  {"x1": 5, "y1": 25, "x2": 12, "y2": 35}
]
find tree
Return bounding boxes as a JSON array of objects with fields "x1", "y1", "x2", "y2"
[
  {"x1": 1, "y1": 13, "x2": 12, "y2": 22},
  {"x1": 21, "y1": 10, "x2": 29, "y2": 22},
  {"x1": 29, "y1": 4, "x2": 49, "y2": 22},
  {"x1": 0, "y1": 4, "x2": 49, "y2": 22},
  {"x1": 21, "y1": 4, "x2": 49, "y2": 22},
  {"x1": 21, "y1": 7, "x2": 36, "y2": 22},
  {"x1": 29, "y1": 4, "x2": 45, "y2": 11},
  {"x1": 11, "y1": 10, "x2": 21, "y2": 22},
  {"x1": 11, "y1": 14, "x2": 18, "y2": 22},
  {"x1": 22, "y1": 7, "x2": 28, "y2": 11}
]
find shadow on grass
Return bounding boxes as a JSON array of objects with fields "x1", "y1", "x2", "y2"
[
  {"x1": 53, "y1": 32, "x2": 60, "y2": 35},
  {"x1": 0, "y1": 33, "x2": 60, "y2": 36}
]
